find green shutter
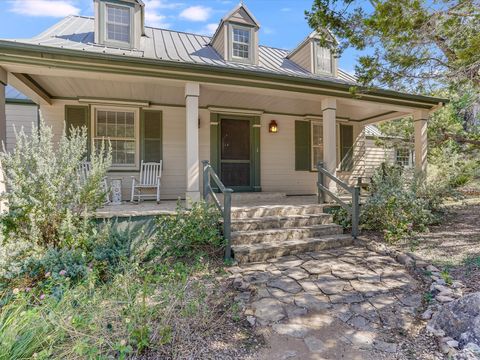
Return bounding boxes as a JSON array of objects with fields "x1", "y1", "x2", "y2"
[
  {"x1": 65, "y1": 105, "x2": 90, "y2": 156},
  {"x1": 295, "y1": 120, "x2": 311, "y2": 171},
  {"x1": 340, "y1": 124, "x2": 354, "y2": 171},
  {"x1": 141, "y1": 110, "x2": 163, "y2": 163}
]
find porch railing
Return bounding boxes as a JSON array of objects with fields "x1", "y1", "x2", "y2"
[
  {"x1": 201, "y1": 160, "x2": 234, "y2": 260},
  {"x1": 317, "y1": 161, "x2": 360, "y2": 238}
]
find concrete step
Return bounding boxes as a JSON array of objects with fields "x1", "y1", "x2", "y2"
[
  {"x1": 231, "y1": 213, "x2": 332, "y2": 232},
  {"x1": 231, "y1": 224, "x2": 343, "y2": 245},
  {"x1": 232, "y1": 234, "x2": 354, "y2": 263},
  {"x1": 231, "y1": 204, "x2": 326, "y2": 220}
]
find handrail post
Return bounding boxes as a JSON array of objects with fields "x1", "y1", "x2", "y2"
[
  {"x1": 317, "y1": 161, "x2": 325, "y2": 204},
  {"x1": 352, "y1": 185, "x2": 360, "y2": 238},
  {"x1": 201, "y1": 160, "x2": 210, "y2": 201},
  {"x1": 223, "y1": 188, "x2": 233, "y2": 261}
]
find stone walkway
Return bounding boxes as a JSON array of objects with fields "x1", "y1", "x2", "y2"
[{"x1": 229, "y1": 245, "x2": 427, "y2": 360}]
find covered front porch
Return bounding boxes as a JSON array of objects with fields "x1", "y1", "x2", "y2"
[{"x1": 0, "y1": 58, "x2": 438, "y2": 206}]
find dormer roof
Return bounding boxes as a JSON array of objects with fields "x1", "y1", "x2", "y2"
[{"x1": 287, "y1": 30, "x2": 337, "y2": 59}]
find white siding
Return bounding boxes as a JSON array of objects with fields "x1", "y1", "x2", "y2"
[
  {"x1": 211, "y1": 24, "x2": 226, "y2": 58},
  {"x1": 260, "y1": 115, "x2": 317, "y2": 194},
  {"x1": 5, "y1": 103, "x2": 37, "y2": 152}
]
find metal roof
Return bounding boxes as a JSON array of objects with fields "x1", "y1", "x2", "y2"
[
  {"x1": 6, "y1": 15, "x2": 357, "y2": 86},
  {"x1": 364, "y1": 125, "x2": 384, "y2": 137}
]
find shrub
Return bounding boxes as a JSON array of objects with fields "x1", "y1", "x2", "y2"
[
  {"x1": 148, "y1": 201, "x2": 223, "y2": 260},
  {"x1": 0, "y1": 121, "x2": 111, "y2": 279},
  {"x1": 361, "y1": 164, "x2": 442, "y2": 242}
]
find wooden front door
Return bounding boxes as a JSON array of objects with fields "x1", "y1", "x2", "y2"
[{"x1": 220, "y1": 118, "x2": 252, "y2": 190}]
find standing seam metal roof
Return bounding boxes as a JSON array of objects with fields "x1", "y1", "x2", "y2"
[{"x1": 6, "y1": 15, "x2": 357, "y2": 84}]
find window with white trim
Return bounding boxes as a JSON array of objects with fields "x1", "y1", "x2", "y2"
[
  {"x1": 311, "y1": 121, "x2": 323, "y2": 170},
  {"x1": 315, "y1": 43, "x2": 333, "y2": 74},
  {"x1": 395, "y1": 147, "x2": 414, "y2": 168},
  {"x1": 231, "y1": 26, "x2": 251, "y2": 61},
  {"x1": 93, "y1": 107, "x2": 138, "y2": 168},
  {"x1": 105, "y1": 3, "x2": 131, "y2": 45}
]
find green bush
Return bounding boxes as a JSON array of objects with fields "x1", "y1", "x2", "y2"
[
  {"x1": 361, "y1": 164, "x2": 442, "y2": 242},
  {"x1": 0, "y1": 121, "x2": 111, "y2": 280},
  {"x1": 149, "y1": 201, "x2": 223, "y2": 260}
]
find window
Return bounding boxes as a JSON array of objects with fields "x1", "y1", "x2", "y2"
[
  {"x1": 105, "y1": 3, "x2": 131, "y2": 45},
  {"x1": 316, "y1": 43, "x2": 333, "y2": 74},
  {"x1": 395, "y1": 147, "x2": 414, "y2": 168},
  {"x1": 232, "y1": 26, "x2": 251, "y2": 60},
  {"x1": 93, "y1": 107, "x2": 138, "y2": 168},
  {"x1": 311, "y1": 121, "x2": 323, "y2": 170}
]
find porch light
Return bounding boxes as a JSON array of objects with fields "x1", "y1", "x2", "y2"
[{"x1": 269, "y1": 120, "x2": 278, "y2": 133}]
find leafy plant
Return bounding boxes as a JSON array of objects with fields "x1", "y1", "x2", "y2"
[
  {"x1": 0, "y1": 121, "x2": 111, "y2": 280},
  {"x1": 148, "y1": 201, "x2": 223, "y2": 260}
]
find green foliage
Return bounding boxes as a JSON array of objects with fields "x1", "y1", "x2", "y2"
[
  {"x1": 0, "y1": 121, "x2": 111, "y2": 280},
  {"x1": 329, "y1": 205, "x2": 351, "y2": 229},
  {"x1": 306, "y1": 0, "x2": 480, "y2": 90},
  {"x1": 361, "y1": 164, "x2": 442, "y2": 242},
  {"x1": 149, "y1": 201, "x2": 223, "y2": 260}
]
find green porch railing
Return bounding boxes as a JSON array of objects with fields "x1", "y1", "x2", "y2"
[
  {"x1": 317, "y1": 161, "x2": 360, "y2": 238},
  {"x1": 201, "y1": 160, "x2": 234, "y2": 260}
]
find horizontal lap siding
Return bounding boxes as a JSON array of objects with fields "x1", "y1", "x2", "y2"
[
  {"x1": 39, "y1": 101, "x2": 200, "y2": 200},
  {"x1": 261, "y1": 115, "x2": 317, "y2": 194},
  {"x1": 5, "y1": 104, "x2": 37, "y2": 152}
]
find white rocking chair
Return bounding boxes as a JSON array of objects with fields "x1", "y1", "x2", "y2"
[
  {"x1": 78, "y1": 161, "x2": 110, "y2": 204},
  {"x1": 130, "y1": 160, "x2": 162, "y2": 203}
]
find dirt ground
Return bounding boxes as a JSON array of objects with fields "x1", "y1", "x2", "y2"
[{"x1": 394, "y1": 197, "x2": 480, "y2": 294}]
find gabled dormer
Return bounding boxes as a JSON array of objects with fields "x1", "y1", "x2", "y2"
[
  {"x1": 288, "y1": 31, "x2": 338, "y2": 77},
  {"x1": 210, "y1": 3, "x2": 260, "y2": 65},
  {"x1": 94, "y1": 0, "x2": 145, "y2": 49}
]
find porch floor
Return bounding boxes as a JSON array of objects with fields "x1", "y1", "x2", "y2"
[{"x1": 95, "y1": 193, "x2": 320, "y2": 218}]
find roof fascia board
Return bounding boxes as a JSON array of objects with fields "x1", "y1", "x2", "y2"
[{"x1": 0, "y1": 41, "x2": 448, "y2": 109}]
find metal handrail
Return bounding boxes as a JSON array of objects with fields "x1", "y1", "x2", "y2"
[
  {"x1": 317, "y1": 161, "x2": 360, "y2": 238},
  {"x1": 201, "y1": 160, "x2": 234, "y2": 260}
]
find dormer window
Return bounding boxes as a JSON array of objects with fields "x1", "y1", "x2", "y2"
[
  {"x1": 315, "y1": 42, "x2": 334, "y2": 75},
  {"x1": 105, "y1": 3, "x2": 131, "y2": 45},
  {"x1": 232, "y1": 26, "x2": 251, "y2": 61}
]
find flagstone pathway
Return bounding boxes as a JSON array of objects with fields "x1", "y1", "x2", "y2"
[{"x1": 229, "y1": 245, "x2": 441, "y2": 360}]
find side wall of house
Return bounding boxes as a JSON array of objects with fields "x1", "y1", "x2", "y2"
[{"x1": 5, "y1": 103, "x2": 37, "y2": 152}]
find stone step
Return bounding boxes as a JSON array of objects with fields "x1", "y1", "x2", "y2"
[
  {"x1": 232, "y1": 234, "x2": 354, "y2": 263},
  {"x1": 231, "y1": 224, "x2": 343, "y2": 245},
  {"x1": 231, "y1": 214, "x2": 333, "y2": 232},
  {"x1": 231, "y1": 204, "x2": 326, "y2": 220}
]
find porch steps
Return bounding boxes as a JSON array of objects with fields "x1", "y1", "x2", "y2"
[{"x1": 230, "y1": 204, "x2": 353, "y2": 263}]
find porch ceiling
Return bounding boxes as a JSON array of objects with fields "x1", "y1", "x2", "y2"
[{"x1": 2, "y1": 63, "x2": 418, "y2": 123}]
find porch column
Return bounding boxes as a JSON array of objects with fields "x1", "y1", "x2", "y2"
[
  {"x1": 413, "y1": 110, "x2": 429, "y2": 174},
  {"x1": 0, "y1": 67, "x2": 7, "y2": 212},
  {"x1": 322, "y1": 98, "x2": 337, "y2": 193},
  {"x1": 185, "y1": 82, "x2": 200, "y2": 206},
  {"x1": 0, "y1": 67, "x2": 6, "y2": 147}
]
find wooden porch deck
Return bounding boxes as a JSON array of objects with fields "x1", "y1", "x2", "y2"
[{"x1": 95, "y1": 193, "x2": 320, "y2": 218}]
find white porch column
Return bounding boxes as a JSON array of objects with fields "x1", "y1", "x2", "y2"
[
  {"x1": 185, "y1": 82, "x2": 200, "y2": 206},
  {"x1": 0, "y1": 67, "x2": 7, "y2": 212},
  {"x1": 321, "y1": 98, "x2": 337, "y2": 193},
  {"x1": 413, "y1": 110, "x2": 429, "y2": 174}
]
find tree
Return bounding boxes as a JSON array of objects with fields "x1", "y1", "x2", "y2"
[{"x1": 306, "y1": 0, "x2": 480, "y2": 92}]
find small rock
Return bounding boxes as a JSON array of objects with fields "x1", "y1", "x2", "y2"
[
  {"x1": 280, "y1": 350, "x2": 298, "y2": 360},
  {"x1": 272, "y1": 323, "x2": 310, "y2": 338},
  {"x1": 446, "y1": 340, "x2": 459, "y2": 348},
  {"x1": 304, "y1": 336, "x2": 325, "y2": 353},
  {"x1": 373, "y1": 340, "x2": 398, "y2": 353},
  {"x1": 251, "y1": 298, "x2": 285, "y2": 323},
  {"x1": 427, "y1": 265, "x2": 440, "y2": 272},
  {"x1": 452, "y1": 281, "x2": 465, "y2": 289},
  {"x1": 267, "y1": 276, "x2": 303, "y2": 294},
  {"x1": 465, "y1": 342, "x2": 480, "y2": 353},
  {"x1": 421, "y1": 309, "x2": 433, "y2": 320},
  {"x1": 397, "y1": 253, "x2": 414, "y2": 267},
  {"x1": 426, "y1": 325, "x2": 445, "y2": 337},
  {"x1": 246, "y1": 316, "x2": 256, "y2": 326},
  {"x1": 436, "y1": 295, "x2": 455, "y2": 303}
]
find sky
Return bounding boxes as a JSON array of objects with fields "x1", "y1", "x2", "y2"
[{"x1": 0, "y1": 0, "x2": 360, "y2": 74}]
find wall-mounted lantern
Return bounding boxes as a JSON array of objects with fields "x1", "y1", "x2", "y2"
[{"x1": 269, "y1": 120, "x2": 278, "y2": 133}]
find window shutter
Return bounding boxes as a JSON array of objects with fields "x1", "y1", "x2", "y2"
[
  {"x1": 141, "y1": 110, "x2": 163, "y2": 163},
  {"x1": 65, "y1": 105, "x2": 90, "y2": 155},
  {"x1": 340, "y1": 124, "x2": 354, "y2": 171},
  {"x1": 295, "y1": 120, "x2": 311, "y2": 171}
]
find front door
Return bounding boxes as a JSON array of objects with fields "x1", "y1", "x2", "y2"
[{"x1": 220, "y1": 118, "x2": 252, "y2": 191}]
